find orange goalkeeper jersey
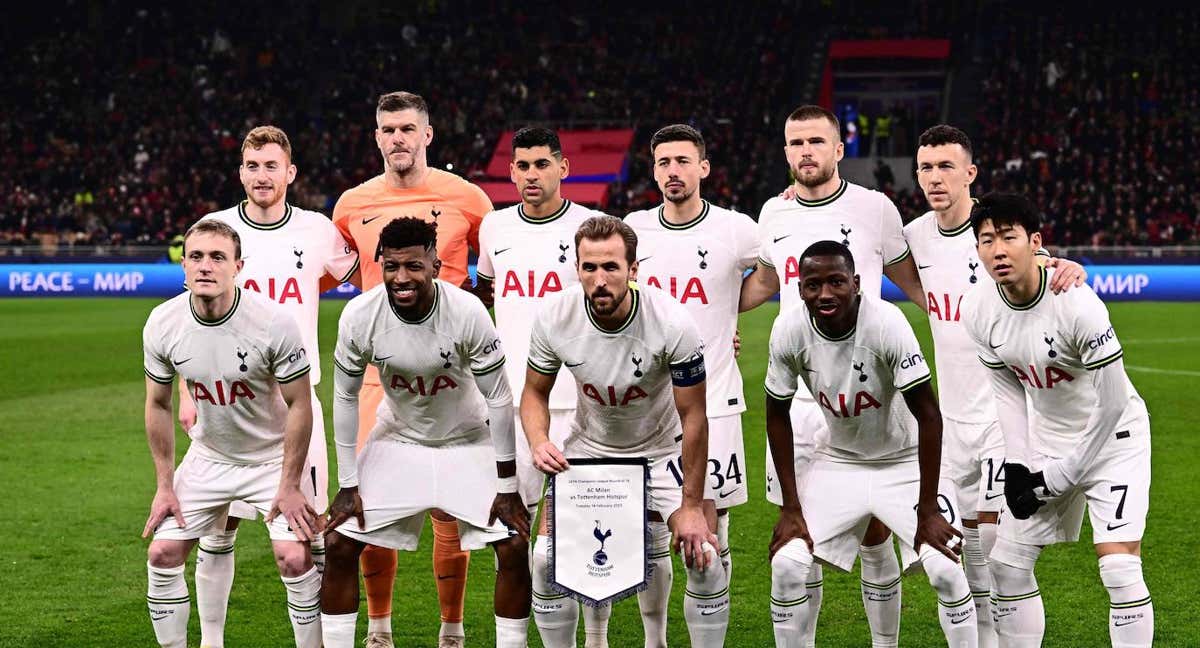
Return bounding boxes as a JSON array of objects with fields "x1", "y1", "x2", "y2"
[{"x1": 333, "y1": 169, "x2": 493, "y2": 291}]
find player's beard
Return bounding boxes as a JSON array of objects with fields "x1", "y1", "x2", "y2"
[
  {"x1": 793, "y1": 160, "x2": 835, "y2": 188},
  {"x1": 664, "y1": 184, "x2": 695, "y2": 204},
  {"x1": 587, "y1": 284, "x2": 627, "y2": 317},
  {"x1": 387, "y1": 147, "x2": 419, "y2": 177},
  {"x1": 247, "y1": 185, "x2": 284, "y2": 210}
]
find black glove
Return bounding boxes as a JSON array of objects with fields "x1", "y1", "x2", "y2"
[{"x1": 1003, "y1": 463, "x2": 1046, "y2": 520}]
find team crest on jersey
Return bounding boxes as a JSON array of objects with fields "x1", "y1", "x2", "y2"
[
  {"x1": 293, "y1": 247, "x2": 304, "y2": 269},
  {"x1": 1043, "y1": 334, "x2": 1058, "y2": 358},
  {"x1": 631, "y1": 354, "x2": 644, "y2": 378},
  {"x1": 558, "y1": 240, "x2": 570, "y2": 263},
  {"x1": 840, "y1": 225, "x2": 852, "y2": 246},
  {"x1": 236, "y1": 348, "x2": 249, "y2": 372},
  {"x1": 968, "y1": 260, "x2": 979, "y2": 284},
  {"x1": 439, "y1": 348, "x2": 453, "y2": 368},
  {"x1": 697, "y1": 247, "x2": 708, "y2": 270},
  {"x1": 430, "y1": 207, "x2": 441, "y2": 221},
  {"x1": 852, "y1": 361, "x2": 867, "y2": 382}
]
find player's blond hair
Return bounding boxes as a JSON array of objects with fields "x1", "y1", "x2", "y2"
[
  {"x1": 184, "y1": 219, "x2": 242, "y2": 260},
  {"x1": 574, "y1": 216, "x2": 638, "y2": 265},
  {"x1": 241, "y1": 125, "x2": 292, "y2": 162}
]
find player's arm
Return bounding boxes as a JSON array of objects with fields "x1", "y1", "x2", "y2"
[
  {"x1": 142, "y1": 376, "x2": 186, "y2": 538},
  {"x1": 326, "y1": 310, "x2": 368, "y2": 532},
  {"x1": 1039, "y1": 250, "x2": 1087, "y2": 294},
  {"x1": 474, "y1": 368, "x2": 526, "y2": 538},
  {"x1": 738, "y1": 261, "x2": 780, "y2": 312},
  {"x1": 884, "y1": 254, "x2": 927, "y2": 311},
  {"x1": 520, "y1": 366, "x2": 566, "y2": 473},
  {"x1": 763, "y1": 319, "x2": 813, "y2": 557},
  {"x1": 670, "y1": 360, "x2": 717, "y2": 569},
  {"x1": 1040, "y1": 358, "x2": 1132, "y2": 495},
  {"x1": 901, "y1": 380, "x2": 961, "y2": 561},
  {"x1": 984, "y1": 359, "x2": 1047, "y2": 519},
  {"x1": 267, "y1": 373, "x2": 317, "y2": 540}
]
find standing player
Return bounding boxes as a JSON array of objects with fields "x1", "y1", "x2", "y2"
[
  {"x1": 740, "y1": 105, "x2": 925, "y2": 647},
  {"x1": 180, "y1": 125, "x2": 359, "y2": 648},
  {"x1": 963, "y1": 193, "x2": 1153, "y2": 647},
  {"x1": 765, "y1": 241, "x2": 978, "y2": 648},
  {"x1": 522, "y1": 216, "x2": 729, "y2": 648},
  {"x1": 473, "y1": 127, "x2": 613, "y2": 647},
  {"x1": 332, "y1": 91, "x2": 494, "y2": 648},
  {"x1": 625, "y1": 124, "x2": 759, "y2": 587},
  {"x1": 142, "y1": 220, "x2": 322, "y2": 648},
  {"x1": 319, "y1": 217, "x2": 531, "y2": 648}
]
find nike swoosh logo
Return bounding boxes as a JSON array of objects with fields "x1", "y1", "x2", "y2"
[
  {"x1": 699, "y1": 608, "x2": 725, "y2": 616},
  {"x1": 173, "y1": 358, "x2": 192, "y2": 365},
  {"x1": 637, "y1": 256, "x2": 653, "y2": 263},
  {"x1": 918, "y1": 264, "x2": 932, "y2": 269},
  {"x1": 1114, "y1": 619, "x2": 1140, "y2": 627},
  {"x1": 362, "y1": 215, "x2": 383, "y2": 225},
  {"x1": 800, "y1": 366, "x2": 815, "y2": 373},
  {"x1": 773, "y1": 235, "x2": 791, "y2": 243},
  {"x1": 150, "y1": 613, "x2": 170, "y2": 621},
  {"x1": 564, "y1": 361, "x2": 585, "y2": 367},
  {"x1": 372, "y1": 354, "x2": 393, "y2": 362},
  {"x1": 437, "y1": 574, "x2": 456, "y2": 580},
  {"x1": 984, "y1": 493, "x2": 1004, "y2": 501},
  {"x1": 494, "y1": 248, "x2": 512, "y2": 255},
  {"x1": 718, "y1": 488, "x2": 741, "y2": 498},
  {"x1": 989, "y1": 342, "x2": 1004, "y2": 350},
  {"x1": 1107, "y1": 522, "x2": 1131, "y2": 531},
  {"x1": 950, "y1": 616, "x2": 970, "y2": 625}
]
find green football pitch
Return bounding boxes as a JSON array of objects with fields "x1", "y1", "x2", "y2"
[{"x1": 1, "y1": 298, "x2": 1197, "y2": 647}]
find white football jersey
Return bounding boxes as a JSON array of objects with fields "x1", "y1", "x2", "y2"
[
  {"x1": 757, "y1": 179, "x2": 910, "y2": 313},
  {"x1": 904, "y1": 212, "x2": 995, "y2": 424},
  {"x1": 477, "y1": 199, "x2": 603, "y2": 409},
  {"x1": 527, "y1": 283, "x2": 705, "y2": 458},
  {"x1": 143, "y1": 289, "x2": 311, "y2": 465},
  {"x1": 962, "y1": 267, "x2": 1148, "y2": 458},
  {"x1": 203, "y1": 202, "x2": 359, "y2": 384},
  {"x1": 333, "y1": 280, "x2": 507, "y2": 447},
  {"x1": 625, "y1": 200, "x2": 759, "y2": 417},
  {"x1": 764, "y1": 295, "x2": 931, "y2": 464}
]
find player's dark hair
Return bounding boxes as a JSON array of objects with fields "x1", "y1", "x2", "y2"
[
  {"x1": 512, "y1": 127, "x2": 562, "y2": 157},
  {"x1": 184, "y1": 219, "x2": 242, "y2": 259},
  {"x1": 377, "y1": 91, "x2": 429, "y2": 119},
  {"x1": 574, "y1": 215, "x2": 638, "y2": 265},
  {"x1": 650, "y1": 124, "x2": 706, "y2": 160},
  {"x1": 799, "y1": 240, "x2": 855, "y2": 274},
  {"x1": 918, "y1": 124, "x2": 973, "y2": 160},
  {"x1": 786, "y1": 105, "x2": 840, "y2": 135},
  {"x1": 971, "y1": 192, "x2": 1041, "y2": 238},
  {"x1": 376, "y1": 216, "x2": 438, "y2": 260}
]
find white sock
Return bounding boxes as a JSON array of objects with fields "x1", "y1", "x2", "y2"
[
  {"x1": 310, "y1": 534, "x2": 326, "y2": 575},
  {"x1": 367, "y1": 615, "x2": 391, "y2": 635},
  {"x1": 637, "y1": 521, "x2": 673, "y2": 648},
  {"x1": 797, "y1": 563, "x2": 822, "y2": 648},
  {"x1": 321, "y1": 612, "x2": 357, "y2": 648},
  {"x1": 962, "y1": 526, "x2": 997, "y2": 648},
  {"x1": 859, "y1": 541, "x2": 902, "y2": 648},
  {"x1": 531, "y1": 536, "x2": 578, "y2": 648},
  {"x1": 496, "y1": 615, "x2": 529, "y2": 648},
  {"x1": 717, "y1": 513, "x2": 732, "y2": 582},
  {"x1": 684, "y1": 542, "x2": 729, "y2": 647},
  {"x1": 770, "y1": 539, "x2": 812, "y2": 648},
  {"x1": 196, "y1": 529, "x2": 237, "y2": 648},
  {"x1": 440, "y1": 620, "x2": 464, "y2": 638},
  {"x1": 1100, "y1": 554, "x2": 1154, "y2": 647},
  {"x1": 922, "y1": 547, "x2": 977, "y2": 647},
  {"x1": 282, "y1": 566, "x2": 322, "y2": 648},
  {"x1": 990, "y1": 542, "x2": 1045, "y2": 648},
  {"x1": 582, "y1": 602, "x2": 611, "y2": 648},
  {"x1": 147, "y1": 562, "x2": 189, "y2": 648}
]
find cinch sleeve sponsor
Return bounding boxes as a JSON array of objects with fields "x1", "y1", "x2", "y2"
[
  {"x1": 763, "y1": 317, "x2": 799, "y2": 400},
  {"x1": 142, "y1": 317, "x2": 175, "y2": 384},
  {"x1": 885, "y1": 307, "x2": 931, "y2": 392},
  {"x1": 325, "y1": 219, "x2": 360, "y2": 284},
  {"x1": 270, "y1": 310, "x2": 311, "y2": 383},
  {"x1": 1072, "y1": 288, "x2": 1124, "y2": 371},
  {"x1": 465, "y1": 300, "x2": 506, "y2": 376}
]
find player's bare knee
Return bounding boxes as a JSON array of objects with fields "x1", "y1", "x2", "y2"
[
  {"x1": 147, "y1": 540, "x2": 187, "y2": 568},
  {"x1": 493, "y1": 535, "x2": 530, "y2": 574},
  {"x1": 273, "y1": 541, "x2": 312, "y2": 577},
  {"x1": 324, "y1": 531, "x2": 363, "y2": 567}
]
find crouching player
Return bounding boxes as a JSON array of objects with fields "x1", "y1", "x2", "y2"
[
  {"x1": 963, "y1": 193, "x2": 1153, "y2": 647},
  {"x1": 319, "y1": 218, "x2": 531, "y2": 647},
  {"x1": 765, "y1": 241, "x2": 977, "y2": 647}
]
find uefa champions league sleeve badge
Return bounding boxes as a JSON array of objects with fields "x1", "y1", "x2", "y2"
[{"x1": 547, "y1": 458, "x2": 650, "y2": 607}]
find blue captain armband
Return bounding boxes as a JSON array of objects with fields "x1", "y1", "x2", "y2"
[{"x1": 669, "y1": 353, "x2": 706, "y2": 387}]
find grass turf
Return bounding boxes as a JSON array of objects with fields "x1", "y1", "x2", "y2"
[{"x1": 0, "y1": 297, "x2": 1196, "y2": 646}]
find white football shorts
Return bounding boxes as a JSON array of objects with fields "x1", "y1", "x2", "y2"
[
  {"x1": 941, "y1": 417, "x2": 1005, "y2": 519},
  {"x1": 515, "y1": 408, "x2": 575, "y2": 507},
  {"x1": 705, "y1": 414, "x2": 749, "y2": 508},
  {"x1": 229, "y1": 389, "x2": 328, "y2": 520}
]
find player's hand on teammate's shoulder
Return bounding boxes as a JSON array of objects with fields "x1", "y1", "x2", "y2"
[
  {"x1": 672, "y1": 504, "x2": 718, "y2": 570},
  {"x1": 733, "y1": 329, "x2": 742, "y2": 359},
  {"x1": 142, "y1": 487, "x2": 186, "y2": 538},
  {"x1": 1044, "y1": 256, "x2": 1088, "y2": 293},
  {"x1": 531, "y1": 441, "x2": 569, "y2": 474},
  {"x1": 914, "y1": 504, "x2": 964, "y2": 563},
  {"x1": 778, "y1": 185, "x2": 799, "y2": 201},
  {"x1": 324, "y1": 487, "x2": 364, "y2": 535},
  {"x1": 769, "y1": 505, "x2": 813, "y2": 559},
  {"x1": 268, "y1": 483, "x2": 321, "y2": 541},
  {"x1": 489, "y1": 492, "x2": 531, "y2": 541}
]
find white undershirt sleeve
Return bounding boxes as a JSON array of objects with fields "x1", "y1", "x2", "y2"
[
  {"x1": 988, "y1": 364, "x2": 1032, "y2": 466},
  {"x1": 332, "y1": 365, "x2": 364, "y2": 488},
  {"x1": 1041, "y1": 358, "x2": 1131, "y2": 495},
  {"x1": 474, "y1": 367, "x2": 516, "y2": 462}
]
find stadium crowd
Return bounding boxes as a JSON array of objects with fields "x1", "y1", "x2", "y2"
[{"x1": 1, "y1": 2, "x2": 1196, "y2": 249}]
